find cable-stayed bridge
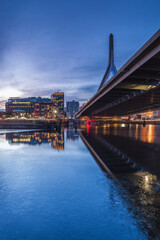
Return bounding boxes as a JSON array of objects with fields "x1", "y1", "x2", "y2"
[{"x1": 76, "y1": 30, "x2": 160, "y2": 119}]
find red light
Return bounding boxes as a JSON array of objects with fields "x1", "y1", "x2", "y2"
[{"x1": 87, "y1": 124, "x2": 90, "y2": 134}]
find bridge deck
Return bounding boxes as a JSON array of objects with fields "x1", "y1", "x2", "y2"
[{"x1": 77, "y1": 29, "x2": 160, "y2": 118}]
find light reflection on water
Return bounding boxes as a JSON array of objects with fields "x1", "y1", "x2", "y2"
[{"x1": 0, "y1": 126, "x2": 160, "y2": 239}]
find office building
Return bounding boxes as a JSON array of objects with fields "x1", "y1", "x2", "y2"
[
  {"x1": 66, "y1": 100, "x2": 79, "y2": 118},
  {"x1": 51, "y1": 92, "x2": 64, "y2": 119},
  {"x1": 34, "y1": 102, "x2": 54, "y2": 118},
  {"x1": 5, "y1": 97, "x2": 51, "y2": 118}
]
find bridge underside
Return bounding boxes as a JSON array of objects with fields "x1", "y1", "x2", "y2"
[
  {"x1": 77, "y1": 30, "x2": 160, "y2": 119},
  {"x1": 86, "y1": 52, "x2": 160, "y2": 116}
]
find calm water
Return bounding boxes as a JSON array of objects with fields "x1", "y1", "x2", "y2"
[{"x1": 0, "y1": 125, "x2": 160, "y2": 239}]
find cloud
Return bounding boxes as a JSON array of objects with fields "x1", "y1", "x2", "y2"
[
  {"x1": 72, "y1": 60, "x2": 106, "y2": 74},
  {"x1": 78, "y1": 84, "x2": 98, "y2": 92},
  {"x1": 0, "y1": 100, "x2": 7, "y2": 109}
]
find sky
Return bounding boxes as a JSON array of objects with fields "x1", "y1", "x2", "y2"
[{"x1": 0, "y1": 0, "x2": 159, "y2": 108}]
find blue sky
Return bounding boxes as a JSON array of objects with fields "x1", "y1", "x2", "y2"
[{"x1": 0, "y1": 0, "x2": 159, "y2": 108}]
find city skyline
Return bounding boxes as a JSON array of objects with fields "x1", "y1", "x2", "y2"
[
  {"x1": 5, "y1": 92, "x2": 67, "y2": 119},
  {"x1": 0, "y1": 0, "x2": 159, "y2": 109}
]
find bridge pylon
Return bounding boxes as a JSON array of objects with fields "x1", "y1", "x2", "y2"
[{"x1": 98, "y1": 34, "x2": 117, "y2": 91}]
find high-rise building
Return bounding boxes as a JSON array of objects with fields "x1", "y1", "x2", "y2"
[
  {"x1": 51, "y1": 92, "x2": 64, "y2": 119},
  {"x1": 66, "y1": 100, "x2": 79, "y2": 118}
]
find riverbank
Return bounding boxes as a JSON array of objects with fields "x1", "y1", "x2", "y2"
[
  {"x1": 0, "y1": 119, "x2": 62, "y2": 129},
  {"x1": 95, "y1": 120, "x2": 160, "y2": 126}
]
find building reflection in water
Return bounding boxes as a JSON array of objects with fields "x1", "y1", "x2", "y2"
[
  {"x1": 6, "y1": 130, "x2": 65, "y2": 150},
  {"x1": 6, "y1": 128, "x2": 80, "y2": 150},
  {"x1": 80, "y1": 125, "x2": 160, "y2": 240},
  {"x1": 66, "y1": 128, "x2": 79, "y2": 141},
  {"x1": 140, "y1": 124, "x2": 155, "y2": 143}
]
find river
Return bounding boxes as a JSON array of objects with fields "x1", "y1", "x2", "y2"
[{"x1": 0, "y1": 124, "x2": 160, "y2": 239}]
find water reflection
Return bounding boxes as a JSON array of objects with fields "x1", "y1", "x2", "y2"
[
  {"x1": 1, "y1": 126, "x2": 160, "y2": 239},
  {"x1": 80, "y1": 125, "x2": 160, "y2": 240},
  {"x1": 67, "y1": 128, "x2": 79, "y2": 141},
  {"x1": 6, "y1": 128, "x2": 79, "y2": 151},
  {"x1": 6, "y1": 131, "x2": 65, "y2": 150}
]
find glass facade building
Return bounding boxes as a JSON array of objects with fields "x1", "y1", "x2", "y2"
[
  {"x1": 5, "y1": 94, "x2": 65, "y2": 119},
  {"x1": 51, "y1": 92, "x2": 64, "y2": 119},
  {"x1": 34, "y1": 102, "x2": 54, "y2": 118},
  {"x1": 6, "y1": 97, "x2": 51, "y2": 118},
  {"x1": 66, "y1": 100, "x2": 79, "y2": 118}
]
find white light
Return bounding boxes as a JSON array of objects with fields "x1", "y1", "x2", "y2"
[
  {"x1": 145, "y1": 175, "x2": 149, "y2": 182},
  {"x1": 0, "y1": 87, "x2": 23, "y2": 99}
]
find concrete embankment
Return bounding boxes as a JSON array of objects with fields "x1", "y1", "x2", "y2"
[{"x1": 0, "y1": 119, "x2": 61, "y2": 130}]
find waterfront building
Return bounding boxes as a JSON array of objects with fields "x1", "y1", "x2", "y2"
[
  {"x1": 34, "y1": 102, "x2": 54, "y2": 119},
  {"x1": 153, "y1": 110, "x2": 160, "y2": 119},
  {"x1": 66, "y1": 100, "x2": 79, "y2": 118},
  {"x1": 5, "y1": 97, "x2": 51, "y2": 118},
  {"x1": 51, "y1": 92, "x2": 64, "y2": 119},
  {"x1": 7, "y1": 97, "x2": 50, "y2": 104},
  {"x1": 0, "y1": 111, "x2": 4, "y2": 119},
  {"x1": 5, "y1": 94, "x2": 65, "y2": 119},
  {"x1": 5, "y1": 101, "x2": 34, "y2": 117}
]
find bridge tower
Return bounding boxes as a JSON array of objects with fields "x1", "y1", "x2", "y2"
[{"x1": 98, "y1": 34, "x2": 117, "y2": 91}]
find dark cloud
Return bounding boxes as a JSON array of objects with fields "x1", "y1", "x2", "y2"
[{"x1": 78, "y1": 84, "x2": 98, "y2": 93}]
